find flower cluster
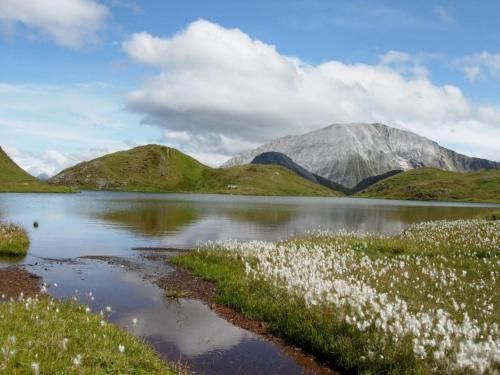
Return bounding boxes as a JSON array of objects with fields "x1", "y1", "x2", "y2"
[{"x1": 205, "y1": 219, "x2": 500, "y2": 373}]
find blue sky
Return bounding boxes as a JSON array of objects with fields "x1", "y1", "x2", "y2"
[{"x1": 1, "y1": 0, "x2": 499, "y2": 176}]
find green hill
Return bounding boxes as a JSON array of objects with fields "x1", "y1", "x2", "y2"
[
  {"x1": 49, "y1": 145, "x2": 340, "y2": 197},
  {"x1": 355, "y1": 168, "x2": 500, "y2": 203},
  {"x1": 0, "y1": 147, "x2": 72, "y2": 193}
]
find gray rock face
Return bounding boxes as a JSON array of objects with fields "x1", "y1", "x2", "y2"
[{"x1": 224, "y1": 123, "x2": 499, "y2": 188}]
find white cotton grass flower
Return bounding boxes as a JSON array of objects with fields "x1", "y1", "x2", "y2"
[
  {"x1": 118, "y1": 344, "x2": 125, "y2": 353},
  {"x1": 105, "y1": 306, "x2": 112, "y2": 313},
  {"x1": 31, "y1": 362, "x2": 39, "y2": 375},
  {"x1": 100, "y1": 320, "x2": 106, "y2": 327},
  {"x1": 72, "y1": 354, "x2": 82, "y2": 367},
  {"x1": 132, "y1": 318, "x2": 137, "y2": 326}
]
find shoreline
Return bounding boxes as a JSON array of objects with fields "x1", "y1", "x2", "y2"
[{"x1": 155, "y1": 261, "x2": 337, "y2": 375}]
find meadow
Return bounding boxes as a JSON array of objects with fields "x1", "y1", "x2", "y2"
[
  {"x1": 0, "y1": 295, "x2": 176, "y2": 374},
  {"x1": 174, "y1": 219, "x2": 500, "y2": 374}
]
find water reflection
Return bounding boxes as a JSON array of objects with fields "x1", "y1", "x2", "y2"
[
  {"x1": 228, "y1": 207, "x2": 296, "y2": 225},
  {"x1": 120, "y1": 299, "x2": 249, "y2": 357},
  {"x1": 0, "y1": 193, "x2": 498, "y2": 258},
  {"x1": 99, "y1": 203, "x2": 199, "y2": 236}
]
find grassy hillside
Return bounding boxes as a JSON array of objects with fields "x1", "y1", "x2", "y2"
[
  {"x1": 50, "y1": 145, "x2": 207, "y2": 191},
  {"x1": 356, "y1": 167, "x2": 500, "y2": 203},
  {"x1": 201, "y1": 164, "x2": 339, "y2": 196},
  {"x1": 0, "y1": 147, "x2": 73, "y2": 193},
  {"x1": 50, "y1": 145, "x2": 341, "y2": 196}
]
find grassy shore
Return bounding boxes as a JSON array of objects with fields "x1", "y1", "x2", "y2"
[
  {"x1": 173, "y1": 219, "x2": 500, "y2": 374},
  {"x1": 0, "y1": 224, "x2": 30, "y2": 256},
  {"x1": 0, "y1": 181, "x2": 75, "y2": 193},
  {"x1": 0, "y1": 295, "x2": 176, "y2": 374},
  {"x1": 356, "y1": 168, "x2": 500, "y2": 203}
]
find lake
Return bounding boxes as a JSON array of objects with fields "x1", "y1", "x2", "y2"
[{"x1": 0, "y1": 192, "x2": 498, "y2": 374}]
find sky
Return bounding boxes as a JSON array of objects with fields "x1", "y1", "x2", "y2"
[{"x1": 1, "y1": 0, "x2": 499, "y2": 177}]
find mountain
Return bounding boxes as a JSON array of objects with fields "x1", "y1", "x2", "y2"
[
  {"x1": 0, "y1": 147, "x2": 72, "y2": 193},
  {"x1": 250, "y1": 151, "x2": 403, "y2": 194},
  {"x1": 49, "y1": 145, "x2": 340, "y2": 197},
  {"x1": 224, "y1": 123, "x2": 499, "y2": 188},
  {"x1": 355, "y1": 168, "x2": 500, "y2": 203}
]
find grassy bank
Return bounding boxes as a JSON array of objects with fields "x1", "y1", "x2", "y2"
[
  {"x1": 356, "y1": 168, "x2": 500, "y2": 203},
  {"x1": 0, "y1": 224, "x2": 30, "y2": 256},
  {"x1": 173, "y1": 219, "x2": 500, "y2": 374},
  {"x1": 0, "y1": 295, "x2": 176, "y2": 373},
  {"x1": 0, "y1": 181, "x2": 75, "y2": 193}
]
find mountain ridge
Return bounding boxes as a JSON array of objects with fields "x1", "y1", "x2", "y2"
[{"x1": 224, "y1": 123, "x2": 499, "y2": 188}]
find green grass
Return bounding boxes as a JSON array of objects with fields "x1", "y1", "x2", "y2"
[
  {"x1": 0, "y1": 181, "x2": 75, "y2": 193},
  {"x1": 199, "y1": 164, "x2": 340, "y2": 196},
  {"x1": 49, "y1": 144, "x2": 341, "y2": 197},
  {"x1": 356, "y1": 167, "x2": 500, "y2": 203},
  {"x1": 0, "y1": 296, "x2": 177, "y2": 374},
  {"x1": 172, "y1": 219, "x2": 500, "y2": 374},
  {"x1": 0, "y1": 224, "x2": 30, "y2": 256}
]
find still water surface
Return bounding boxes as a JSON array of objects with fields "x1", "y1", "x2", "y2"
[{"x1": 0, "y1": 192, "x2": 498, "y2": 374}]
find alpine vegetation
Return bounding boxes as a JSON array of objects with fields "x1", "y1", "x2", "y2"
[
  {"x1": 0, "y1": 223, "x2": 30, "y2": 256},
  {"x1": 178, "y1": 219, "x2": 499, "y2": 374},
  {"x1": 0, "y1": 294, "x2": 175, "y2": 374}
]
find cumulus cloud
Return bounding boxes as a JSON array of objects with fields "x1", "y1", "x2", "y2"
[
  {"x1": 457, "y1": 51, "x2": 500, "y2": 83},
  {"x1": 0, "y1": 0, "x2": 109, "y2": 48},
  {"x1": 122, "y1": 20, "x2": 500, "y2": 162}
]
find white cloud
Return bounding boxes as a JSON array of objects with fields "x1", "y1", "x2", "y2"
[
  {"x1": 457, "y1": 51, "x2": 500, "y2": 83},
  {"x1": 380, "y1": 50, "x2": 412, "y2": 65},
  {"x1": 3, "y1": 145, "x2": 121, "y2": 178},
  {"x1": 122, "y1": 20, "x2": 500, "y2": 162},
  {"x1": 4, "y1": 146, "x2": 68, "y2": 178},
  {"x1": 379, "y1": 50, "x2": 429, "y2": 78},
  {"x1": 0, "y1": 0, "x2": 109, "y2": 48},
  {"x1": 434, "y1": 6, "x2": 455, "y2": 24},
  {"x1": 0, "y1": 82, "x2": 151, "y2": 176}
]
